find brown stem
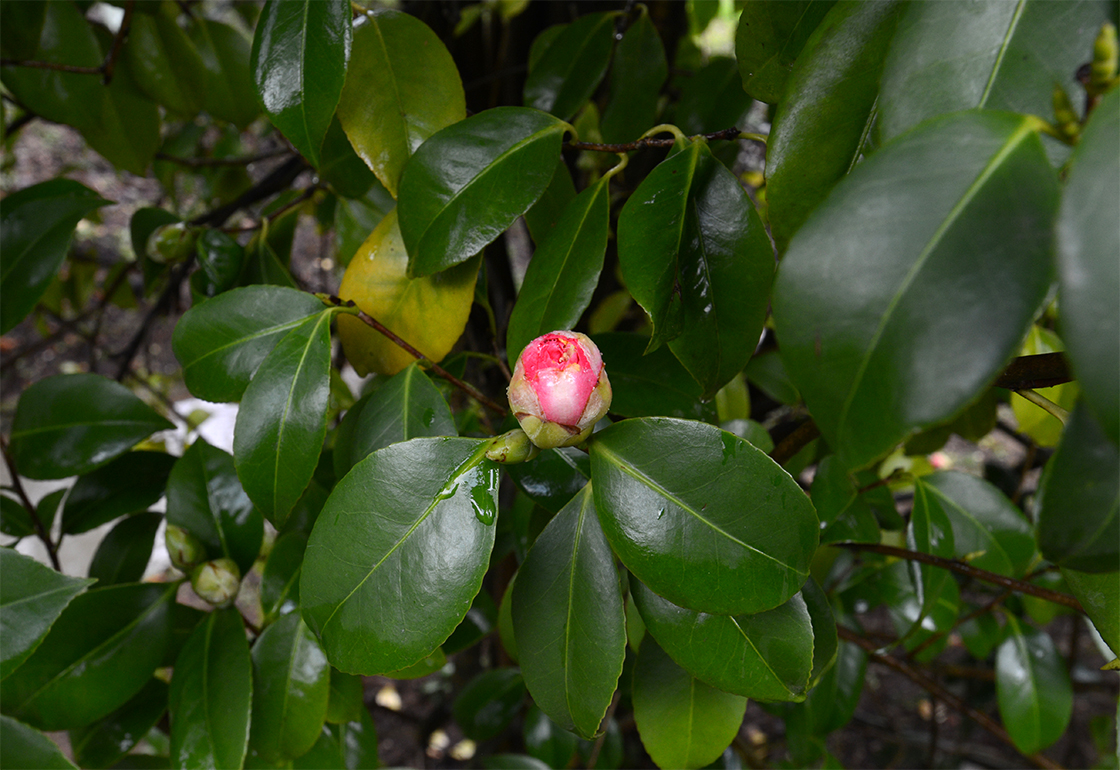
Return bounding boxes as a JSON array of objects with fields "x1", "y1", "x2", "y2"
[
  {"x1": 835, "y1": 542, "x2": 1084, "y2": 611},
  {"x1": 769, "y1": 419, "x2": 819, "y2": 466},
  {"x1": 567, "y1": 126, "x2": 744, "y2": 153},
  {"x1": 838, "y1": 626, "x2": 1064, "y2": 770},
  {"x1": 994, "y1": 352, "x2": 1072, "y2": 390},
  {"x1": 321, "y1": 296, "x2": 508, "y2": 415},
  {"x1": 0, "y1": 437, "x2": 62, "y2": 571},
  {"x1": 908, "y1": 589, "x2": 1012, "y2": 659},
  {"x1": 155, "y1": 149, "x2": 290, "y2": 168},
  {"x1": 586, "y1": 691, "x2": 621, "y2": 769},
  {"x1": 100, "y1": 0, "x2": 133, "y2": 85}
]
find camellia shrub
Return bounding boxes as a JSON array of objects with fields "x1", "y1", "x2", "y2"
[{"x1": 1, "y1": 1, "x2": 1118, "y2": 768}]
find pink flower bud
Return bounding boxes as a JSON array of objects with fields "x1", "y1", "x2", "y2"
[{"x1": 508, "y1": 331, "x2": 612, "y2": 449}]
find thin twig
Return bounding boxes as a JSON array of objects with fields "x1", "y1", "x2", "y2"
[
  {"x1": 100, "y1": 0, "x2": 134, "y2": 85},
  {"x1": 0, "y1": 437, "x2": 62, "y2": 571},
  {"x1": 320, "y1": 295, "x2": 508, "y2": 415},
  {"x1": 835, "y1": 542, "x2": 1084, "y2": 611},
  {"x1": 838, "y1": 625, "x2": 1064, "y2": 770},
  {"x1": 155, "y1": 149, "x2": 290, "y2": 168},
  {"x1": 567, "y1": 126, "x2": 745, "y2": 153},
  {"x1": 0, "y1": 59, "x2": 102, "y2": 74},
  {"x1": 586, "y1": 691, "x2": 621, "y2": 769},
  {"x1": 770, "y1": 418, "x2": 819, "y2": 466}
]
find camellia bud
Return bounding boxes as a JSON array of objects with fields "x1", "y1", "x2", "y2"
[
  {"x1": 508, "y1": 331, "x2": 612, "y2": 449},
  {"x1": 165, "y1": 524, "x2": 206, "y2": 572},
  {"x1": 191, "y1": 558, "x2": 241, "y2": 608},
  {"x1": 485, "y1": 428, "x2": 542, "y2": 464},
  {"x1": 146, "y1": 222, "x2": 196, "y2": 265}
]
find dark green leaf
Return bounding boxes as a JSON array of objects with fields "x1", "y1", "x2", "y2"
[
  {"x1": 325, "y1": 669, "x2": 364, "y2": 725},
  {"x1": 745, "y1": 350, "x2": 800, "y2": 406},
  {"x1": 337, "y1": 7, "x2": 465, "y2": 197},
  {"x1": 1061, "y1": 568, "x2": 1119, "y2": 658},
  {"x1": 0, "y1": 549, "x2": 94, "y2": 682},
  {"x1": 87, "y1": 512, "x2": 162, "y2": 586},
  {"x1": 505, "y1": 445, "x2": 590, "y2": 514},
  {"x1": 189, "y1": 18, "x2": 259, "y2": 129},
  {"x1": 590, "y1": 333, "x2": 714, "y2": 422},
  {"x1": 801, "y1": 577, "x2": 838, "y2": 687},
  {"x1": 0, "y1": 178, "x2": 110, "y2": 335},
  {"x1": 523, "y1": 160, "x2": 577, "y2": 246},
  {"x1": 172, "y1": 285, "x2": 325, "y2": 403},
  {"x1": 346, "y1": 362, "x2": 457, "y2": 472},
  {"x1": 878, "y1": 0, "x2": 1115, "y2": 141},
  {"x1": 319, "y1": 117, "x2": 378, "y2": 200},
  {"x1": 194, "y1": 229, "x2": 245, "y2": 299},
  {"x1": 69, "y1": 678, "x2": 167, "y2": 769},
  {"x1": 125, "y1": 5, "x2": 206, "y2": 116},
  {"x1": 908, "y1": 478, "x2": 957, "y2": 633},
  {"x1": 600, "y1": 7, "x2": 667, "y2": 144},
  {"x1": 166, "y1": 438, "x2": 264, "y2": 574},
  {"x1": 811, "y1": 456, "x2": 881, "y2": 545},
  {"x1": 523, "y1": 705, "x2": 578, "y2": 769},
  {"x1": 443, "y1": 589, "x2": 497, "y2": 655},
  {"x1": 1, "y1": 582, "x2": 175, "y2": 730},
  {"x1": 261, "y1": 531, "x2": 307, "y2": 622},
  {"x1": 1057, "y1": 87, "x2": 1119, "y2": 444},
  {"x1": 632, "y1": 579, "x2": 814, "y2": 702},
  {"x1": 62, "y1": 451, "x2": 176, "y2": 534},
  {"x1": 250, "y1": 613, "x2": 331, "y2": 762},
  {"x1": 0, "y1": 0, "x2": 47, "y2": 60},
  {"x1": 513, "y1": 485, "x2": 625, "y2": 739},
  {"x1": 773, "y1": 111, "x2": 1058, "y2": 469},
  {"x1": 292, "y1": 709, "x2": 379, "y2": 769},
  {"x1": 251, "y1": 0, "x2": 352, "y2": 166},
  {"x1": 674, "y1": 57, "x2": 754, "y2": 136},
  {"x1": 0, "y1": 715, "x2": 77, "y2": 770},
  {"x1": 591, "y1": 418, "x2": 819, "y2": 615},
  {"x1": 301, "y1": 438, "x2": 499, "y2": 674},
  {"x1": 234, "y1": 311, "x2": 333, "y2": 527},
  {"x1": 239, "y1": 230, "x2": 297, "y2": 289},
  {"x1": 996, "y1": 615, "x2": 1073, "y2": 754},
  {"x1": 765, "y1": 0, "x2": 904, "y2": 254},
  {"x1": 1036, "y1": 403, "x2": 1119, "y2": 573},
  {"x1": 0, "y1": 493, "x2": 34, "y2": 539},
  {"x1": 524, "y1": 12, "x2": 617, "y2": 121},
  {"x1": 169, "y1": 608, "x2": 252, "y2": 770},
  {"x1": 734, "y1": 1, "x2": 836, "y2": 103},
  {"x1": 452, "y1": 668, "x2": 526, "y2": 741},
  {"x1": 397, "y1": 106, "x2": 569, "y2": 277},
  {"x1": 333, "y1": 182, "x2": 395, "y2": 268},
  {"x1": 9, "y1": 374, "x2": 173, "y2": 480},
  {"x1": 632, "y1": 638, "x2": 746, "y2": 770},
  {"x1": 784, "y1": 639, "x2": 866, "y2": 737},
  {"x1": 507, "y1": 176, "x2": 610, "y2": 360}
]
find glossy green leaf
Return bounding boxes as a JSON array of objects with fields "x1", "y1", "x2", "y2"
[
  {"x1": 512, "y1": 485, "x2": 625, "y2": 739},
  {"x1": 172, "y1": 285, "x2": 325, "y2": 403},
  {"x1": 292, "y1": 709, "x2": 379, "y2": 770},
  {"x1": 591, "y1": 418, "x2": 819, "y2": 615},
  {"x1": 773, "y1": 111, "x2": 1058, "y2": 470},
  {"x1": 301, "y1": 438, "x2": 499, "y2": 674},
  {"x1": 600, "y1": 7, "x2": 666, "y2": 143},
  {"x1": 811, "y1": 455, "x2": 881, "y2": 545},
  {"x1": 617, "y1": 140, "x2": 774, "y2": 396},
  {"x1": 125, "y1": 5, "x2": 206, "y2": 116},
  {"x1": 234, "y1": 311, "x2": 333, "y2": 527},
  {"x1": 166, "y1": 438, "x2": 264, "y2": 575},
  {"x1": 996, "y1": 615, "x2": 1073, "y2": 754},
  {"x1": 90, "y1": 42, "x2": 162, "y2": 176},
  {"x1": 193, "y1": 228, "x2": 245, "y2": 300},
  {"x1": 632, "y1": 638, "x2": 746, "y2": 770},
  {"x1": 745, "y1": 350, "x2": 800, "y2": 406},
  {"x1": 1036, "y1": 403, "x2": 1120, "y2": 573},
  {"x1": 334, "y1": 181, "x2": 395, "y2": 267},
  {"x1": 734, "y1": 0, "x2": 836, "y2": 103},
  {"x1": 505, "y1": 445, "x2": 591, "y2": 514},
  {"x1": 69, "y1": 678, "x2": 167, "y2": 769},
  {"x1": 1057, "y1": 87, "x2": 1120, "y2": 444},
  {"x1": 918, "y1": 472, "x2": 1035, "y2": 577},
  {"x1": 319, "y1": 117, "x2": 378, "y2": 200},
  {"x1": 908, "y1": 478, "x2": 957, "y2": 633},
  {"x1": 32, "y1": 490, "x2": 64, "y2": 540},
  {"x1": 190, "y1": 18, "x2": 259, "y2": 129},
  {"x1": 878, "y1": 0, "x2": 1115, "y2": 141},
  {"x1": 1, "y1": 582, "x2": 175, "y2": 729},
  {"x1": 0, "y1": 715, "x2": 77, "y2": 770},
  {"x1": 240, "y1": 230, "x2": 297, "y2": 289},
  {"x1": 0, "y1": 178, "x2": 110, "y2": 335},
  {"x1": 0, "y1": 549, "x2": 94, "y2": 682},
  {"x1": 397, "y1": 107, "x2": 569, "y2": 277},
  {"x1": 590, "y1": 333, "x2": 715, "y2": 422},
  {"x1": 674, "y1": 58, "x2": 755, "y2": 136},
  {"x1": 632, "y1": 579, "x2": 814, "y2": 702},
  {"x1": 443, "y1": 588, "x2": 497, "y2": 655},
  {"x1": 765, "y1": 0, "x2": 904, "y2": 254},
  {"x1": 507, "y1": 176, "x2": 610, "y2": 360},
  {"x1": 346, "y1": 362, "x2": 457, "y2": 472},
  {"x1": 1062, "y1": 568, "x2": 1120, "y2": 658},
  {"x1": 801, "y1": 577, "x2": 839, "y2": 687},
  {"x1": 62, "y1": 451, "x2": 175, "y2": 534},
  {"x1": 0, "y1": 494, "x2": 34, "y2": 539},
  {"x1": 387, "y1": 648, "x2": 447, "y2": 679},
  {"x1": 524, "y1": 11, "x2": 617, "y2": 121},
  {"x1": 251, "y1": 0, "x2": 352, "y2": 167},
  {"x1": 88, "y1": 512, "x2": 162, "y2": 586},
  {"x1": 523, "y1": 160, "x2": 577, "y2": 246},
  {"x1": 523, "y1": 705, "x2": 578, "y2": 769},
  {"x1": 261, "y1": 531, "x2": 307, "y2": 622},
  {"x1": 250, "y1": 613, "x2": 331, "y2": 762},
  {"x1": 169, "y1": 607, "x2": 252, "y2": 770},
  {"x1": 0, "y1": 0, "x2": 47, "y2": 60},
  {"x1": 452, "y1": 668, "x2": 526, "y2": 741},
  {"x1": 337, "y1": 8, "x2": 465, "y2": 197},
  {"x1": 788, "y1": 638, "x2": 866, "y2": 736},
  {"x1": 9, "y1": 374, "x2": 173, "y2": 480},
  {"x1": 325, "y1": 669, "x2": 364, "y2": 725}
]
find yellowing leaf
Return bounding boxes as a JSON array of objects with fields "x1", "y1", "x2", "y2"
[{"x1": 338, "y1": 209, "x2": 477, "y2": 375}]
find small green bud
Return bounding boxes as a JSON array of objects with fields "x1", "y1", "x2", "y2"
[
  {"x1": 1051, "y1": 83, "x2": 1081, "y2": 141},
  {"x1": 191, "y1": 558, "x2": 241, "y2": 608},
  {"x1": 165, "y1": 524, "x2": 206, "y2": 571},
  {"x1": 146, "y1": 222, "x2": 196, "y2": 264},
  {"x1": 1090, "y1": 22, "x2": 1118, "y2": 94},
  {"x1": 485, "y1": 428, "x2": 542, "y2": 464}
]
